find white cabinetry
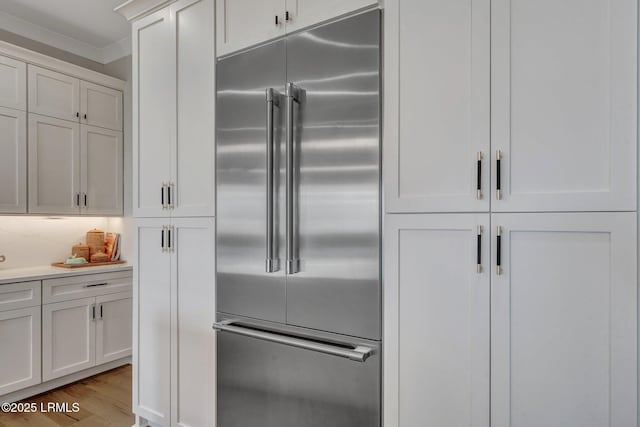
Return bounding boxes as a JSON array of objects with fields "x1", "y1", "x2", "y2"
[
  {"x1": 134, "y1": 218, "x2": 215, "y2": 427},
  {"x1": 216, "y1": 0, "x2": 378, "y2": 57},
  {"x1": 384, "y1": 0, "x2": 490, "y2": 213},
  {"x1": 0, "y1": 281, "x2": 41, "y2": 396},
  {"x1": 384, "y1": 214, "x2": 490, "y2": 427},
  {"x1": 0, "y1": 55, "x2": 26, "y2": 111},
  {"x1": 80, "y1": 80, "x2": 123, "y2": 131},
  {"x1": 133, "y1": 0, "x2": 215, "y2": 218},
  {"x1": 28, "y1": 65, "x2": 79, "y2": 122},
  {"x1": 42, "y1": 272, "x2": 133, "y2": 382},
  {"x1": 0, "y1": 107, "x2": 26, "y2": 213}
]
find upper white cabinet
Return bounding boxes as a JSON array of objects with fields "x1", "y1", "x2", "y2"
[
  {"x1": 28, "y1": 65, "x2": 80, "y2": 122},
  {"x1": 133, "y1": 0, "x2": 215, "y2": 218},
  {"x1": 491, "y1": 0, "x2": 637, "y2": 212},
  {"x1": 384, "y1": 214, "x2": 490, "y2": 427},
  {"x1": 384, "y1": 0, "x2": 490, "y2": 213},
  {"x1": 0, "y1": 55, "x2": 26, "y2": 111},
  {"x1": 216, "y1": 0, "x2": 378, "y2": 57},
  {"x1": 0, "y1": 107, "x2": 26, "y2": 213},
  {"x1": 80, "y1": 80, "x2": 123, "y2": 131},
  {"x1": 491, "y1": 212, "x2": 637, "y2": 427}
]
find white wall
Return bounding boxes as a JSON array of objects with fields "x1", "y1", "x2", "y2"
[{"x1": 0, "y1": 216, "x2": 125, "y2": 270}]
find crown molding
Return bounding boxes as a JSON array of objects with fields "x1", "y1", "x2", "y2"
[
  {"x1": 0, "y1": 40, "x2": 125, "y2": 90},
  {"x1": 102, "y1": 36, "x2": 132, "y2": 64},
  {"x1": 114, "y1": 0, "x2": 177, "y2": 22}
]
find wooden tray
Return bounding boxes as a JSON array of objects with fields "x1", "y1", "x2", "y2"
[{"x1": 51, "y1": 260, "x2": 126, "y2": 269}]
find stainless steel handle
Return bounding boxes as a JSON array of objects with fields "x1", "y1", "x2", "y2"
[
  {"x1": 476, "y1": 152, "x2": 483, "y2": 199},
  {"x1": 496, "y1": 226, "x2": 502, "y2": 275},
  {"x1": 213, "y1": 321, "x2": 374, "y2": 362},
  {"x1": 162, "y1": 225, "x2": 167, "y2": 252},
  {"x1": 266, "y1": 88, "x2": 280, "y2": 273},
  {"x1": 496, "y1": 150, "x2": 502, "y2": 200},
  {"x1": 167, "y1": 183, "x2": 174, "y2": 209},
  {"x1": 161, "y1": 183, "x2": 167, "y2": 209},
  {"x1": 285, "y1": 83, "x2": 300, "y2": 274},
  {"x1": 476, "y1": 225, "x2": 483, "y2": 273}
]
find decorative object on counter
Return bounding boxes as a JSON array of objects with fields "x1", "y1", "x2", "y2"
[
  {"x1": 90, "y1": 251, "x2": 110, "y2": 263},
  {"x1": 71, "y1": 243, "x2": 90, "y2": 261},
  {"x1": 51, "y1": 260, "x2": 126, "y2": 269},
  {"x1": 86, "y1": 229, "x2": 105, "y2": 258},
  {"x1": 63, "y1": 255, "x2": 88, "y2": 265},
  {"x1": 104, "y1": 232, "x2": 121, "y2": 261}
]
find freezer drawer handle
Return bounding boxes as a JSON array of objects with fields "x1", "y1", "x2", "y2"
[
  {"x1": 266, "y1": 88, "x2": 281, "y2": 273},
  {"x1": 213, "y1": 321, "x2": 373, "y2": 363}
]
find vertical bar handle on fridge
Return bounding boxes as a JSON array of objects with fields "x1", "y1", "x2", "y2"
[
  {"x1": 266, "y1": 88, "x2": 280, "y2": 273},
  {"x1": 496, "y1": 150, "x2": 502, "y2": 200},
  {"x1": 496, "y1": 226, "x2": 502, "y2": 275},
  {"x1": 286, "y1": 83, "x2": 301, "y2": 274}
]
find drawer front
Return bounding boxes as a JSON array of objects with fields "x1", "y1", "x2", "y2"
[
  {"x1": 43, "y1": 271, "x2": 132, "y2": 304},
  {"x1": 0, "y1": 281, "x2": 41, "y2": 312}
]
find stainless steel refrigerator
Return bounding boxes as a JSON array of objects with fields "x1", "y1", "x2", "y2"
[{"x1": 215, "y1": 10, "x2": 381, "y2": 426}]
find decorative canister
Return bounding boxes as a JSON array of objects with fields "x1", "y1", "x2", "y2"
[
  {"x1": 90, "y1": 252, "x2": 110, "y2": 263},
  {"x1": 86, "y1": 229, "x2": 105, "y2": 260},
  {"x1": 71, "y1": 243, "x2": 90, "y2": 261}
]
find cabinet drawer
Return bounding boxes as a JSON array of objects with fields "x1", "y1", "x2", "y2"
[
  {"x1": 0, "y1": 281, "x2": 41, "y2": 312},
  {"x1": 43, "y1": 271, "x2": 132, "y2": 304}
]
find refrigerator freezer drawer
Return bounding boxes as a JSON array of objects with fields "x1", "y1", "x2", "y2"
[{"x1": 216, "y1": 317, "x2": 381, "y2": 427}]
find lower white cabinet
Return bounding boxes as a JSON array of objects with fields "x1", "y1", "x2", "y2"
[
  {"x1": 96, "y1": 291, "x2": 133, "y2": 364},
  {"x1": 0, "y1": 306, "x2": 41, "y2": 395},
  {"x1": 385, "y1": 212, "x2": 637, "y2": 427},
  {"x1": 134, "y1": 217, "x2": 215, "y2": 427}
]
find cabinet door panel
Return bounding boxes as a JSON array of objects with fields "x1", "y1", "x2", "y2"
[
  {"x1": 133, "y1": 9, "x2": 173, "y2": 217},
  {"x1": 491, "y1": 0, "x2": 637, "y2": 211},
  {"x1": 384, "y1": 214, "x2": 490, "y2": 427},
  {"x1": 0, "y1": 55, "x2": 26, "y2": 111},
  {"x1": 42, "y1": 297, "x2": 95, "y2": 381},
  {"x1": 28, "y1": 114, "x2": 80, "y2": 215},
  {"x1": 81, "y1": 125, "x2": 123, "y2": 215},
  {"x1": 172, "y1": 0, "x2": 215, "y2": 217},
  {"x1": 216, "y1": 0, "x2": 284, "y2": 57},
  {"x1": 171, "y1": 218, "x2": 215, "y2": 427},
  {"x1": 28, "y1": 65, "x2": 79, "y2": 122},
  {"x1": 491, "y1": 213, "x2": 637, "y2": 427},
  {"x1": 285, "y1": 0, "x2": 377, "y2": 32},
  {"x1": 80, "y1": 81, "x2": 123, "y2": 131},
  {"x1": 134, "y1": 219, "x2": 171, "y2": 426},
  {"x1": 0, "y1": 107, "x2": 26, "y2": 213},
  {"x1": 384, "y1": 0, "x2": 490, "y2": 212},
  {"x1": 0, "y1": 307, "x2": 41, "y2": 395},
  {"x1": 96, "y1": 291, "x2": 132, "y2": 364}
]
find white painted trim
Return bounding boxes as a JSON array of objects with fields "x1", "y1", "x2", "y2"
[
  {"x1": 103, "y1": 36, "x2": 132, "y2": 64},
  {"x1": 0, "y1": 358, "x2": 131, "y2": 403},
  {"x1": 115, "y1": 0, "x2": 178, "y2": 22},
  {"x1": 0, "y1": 40, "x2": 125, "y2": 91}
]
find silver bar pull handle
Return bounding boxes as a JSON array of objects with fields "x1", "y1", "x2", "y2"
[
  {"x1": 496, "y1": 226, "x2": 502, "y2": 275},
  {"x1": 266, "y1": 88, "x2": 280, "y2": 273},
  {"x1": 476, "y1": 152, "x2": 482, "y2": 199},
  {"x1": 496, "y1": 150, "x2": 502, "y2": 200},
  {"x1": 213, "y1": 321, "x2": 374, "y2": 363},
  {"x1": 476, "y1": 225, "x2": 483, "y2": 273},
  {"x1": 285, "y1": 83, "x2": 300, "y2": 275}
]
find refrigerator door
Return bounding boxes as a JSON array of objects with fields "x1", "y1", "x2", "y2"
[
  {"x1": 284, "y1": 11, "x2": 381, "y2": 339},
  {"x1": 216, "y1": 315, "x2": 381, "y2": 427},
  {"x1": 216, "y1": 41, "x2": 287, "y2": 322}
]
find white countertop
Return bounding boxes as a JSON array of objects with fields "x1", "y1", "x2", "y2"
[{"x1": 0, "y1": 263, "x2": 132, "y2": 285}]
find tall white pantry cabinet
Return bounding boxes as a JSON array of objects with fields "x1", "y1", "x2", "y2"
[
  {"x1": 128, "y1": 0, "x2": 216, "y2": 426},
  {"x1": 384, "y1": 1, "x2": 638, "y2": 427}
]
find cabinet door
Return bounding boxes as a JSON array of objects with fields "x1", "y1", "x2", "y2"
[
  {"x1": 215, "y1": 0, "x2": 284, "y2": 57},
  {"x1": 284, "y1": 0, "x2": 377, "y2": 32},
  {"x1": 384, "y1": 214, "x2": 490, "y2": 427},
  {"x1": 28, "y1": 114, "x2": 80, "y2": 215},
  {"x1": 491, "y1": 0, "x2": 637, "y2": 211},
  {"x1": 81, "y1": 125, "x2": 123, "y2": 215},
  {"x1": 491, "y1": 213, "x2": 637, "y2": 427},
  {"x1": 171, "y1": 218, "x2": 216, "y2": 427},
  {"x1": 96, "y1": 291, "x2": 132, "y2": 365},
  {"x1": 384, "y1": 0, "x2": 490, "y2": 213},
  {"x1": 0, "y1": 307, "x2": 41, "y2": 395},
  {"x1": 0, "y1": 55, "x2": 26, "y2": 111},
  {"x1": 80, "y1": 81, "x2": 123, "y2": 131},
  {"x1": 132, "y1": 9, "x2": 173, "y2": 217},
  {"x1": 42, "y1": 297, "x2": 96, "y2": 381},
  {"x1": 28, "y1": 65, "x2": 80, "y2": 122},
  {"x1": 171, "y1": 0, "x2": 215, "y2": 217},
  {"x1": 0, "y1": 107, "x2": 26, "y2": 213},
  {"x1": 134, "y1": 219, "x2": 171, "y2": 426}
]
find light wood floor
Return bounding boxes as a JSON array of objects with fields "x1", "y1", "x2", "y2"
[{"x1": 0, "y1": 365, "x2": 134, "y2": 427}]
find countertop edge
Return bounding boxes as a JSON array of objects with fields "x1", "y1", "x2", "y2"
[{"x1": 0, "y1": 264, "x2": 133, "y2": 285}]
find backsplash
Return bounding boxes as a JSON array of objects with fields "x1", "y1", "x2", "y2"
[{"x1": 0, "y1": 216, "x2": 129, "y2": 269}]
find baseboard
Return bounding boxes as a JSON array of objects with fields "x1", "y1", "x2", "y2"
[{"x1": 0, "y1": 357, "x2": 131, "y2": 403}]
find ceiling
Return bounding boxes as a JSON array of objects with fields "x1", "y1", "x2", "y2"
[{"x1": 0, "y1": 0, "x2": 130, "y2": 64}]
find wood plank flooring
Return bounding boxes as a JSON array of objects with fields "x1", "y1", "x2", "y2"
[{"x1": 0, "y1": 365, "x2": 134, "y2": 427}]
